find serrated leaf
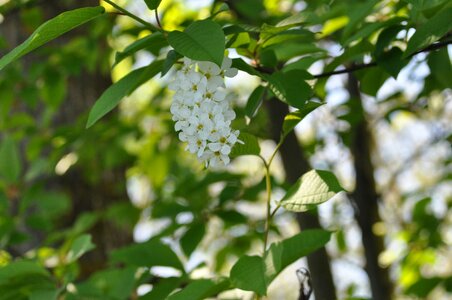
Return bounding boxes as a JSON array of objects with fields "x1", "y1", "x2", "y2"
[
  {"x1": 168, "y1": 19, "x2": 225, "y2": 66},
  {"x1": 404, "y1": 7, "x2": 452, "y2": 57},
  {"x1": 0, "y1": 136, "x2": 21, "y2": 183},
  {"x1": 144, "y1": 0, "x2": 162, "y2": 10},
  {"x1": 110, "y1": 239, "x2": 184, "y2": 270},
  {"x1": 0, "y1": 6, "x2": 105, "y2": 71},
  {"x1": 86, "y1": 60, "x2": 163, "y2": 128},
  {"x1": 66, "y1": 234, "x2": 95, "y2": 263},
  {"x1": 266, "y1": 70, "x2": 312, "y2": 109},
  {"x1": 229, "y1": 230, "x2": 332, "y2": 295},
  {"x1": 280, "y1": 170, "x2": 343, "y2": 212},
  {"x1": 114, "y1": 32, "x2": 167, "y2": 66},
  {"x1": 246, "y1": 85, "x2": 266, "y2": 118},
  {"x1": 167, "y1": 278, "x2": 231, "y2": 300},
  {"x1": 230, "y1": 132, "x2": 260, "y2": 158},
  {"x1": 281, "y1": 102, "x2": 323, "y2": 139}
]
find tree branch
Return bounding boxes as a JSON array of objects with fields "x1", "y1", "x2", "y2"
[{"x1": 313, "y1": 38, "x2": 452, "y2": 79}]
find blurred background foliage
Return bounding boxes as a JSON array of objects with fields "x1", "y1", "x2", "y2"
[{"x1": 0, "y1": 0, "x2": 451, "y2": 299}]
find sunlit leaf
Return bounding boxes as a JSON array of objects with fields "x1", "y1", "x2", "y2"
[
  {"x1": 281, "y1": 102, "x2": 323, "y2": 139},
  {"x1": 280, "y1": 170, "x2": 343, "y2": 212},
  {"x1": 66, "y1": 234, "x2": 95, "y2": 263}
]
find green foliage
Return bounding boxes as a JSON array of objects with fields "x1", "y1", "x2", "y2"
[
  {"x1": 280, "y1": 170, "x2": 344, "y2": 212},
  {"x1": 86, "y1": 60, "x2": 163, "y2": 128},
  {"x1": 168, "y1": 19, "x2": 225, "y2": 66},
  {"x1": 0, "y1": 6, "x2": 105, "y2": 71},
  {"x1": 114, "y1": 32, "x2": 167, "y2": 66},
  {"x1": 1, "y1": 0, "x2": 451, "y2": 299},
  {"x1": 230, "y1": 132, "x2": 261, "y2": 157},
  {"x1": 230, "y1": 229, "x2": 332, "y2": 295},
  {"x1": 281, "y1": 102, "x2": 323, "y2": 139},
  {"x1": 110, "y1": 239, "x2": 184, "y2": 270},
  {"x1": 0, "y1": 136, "x2": 21, "y2": 184},
  {"x1": 405, "y1": 6, "x2": 452, "y2": 56},
  {"x1": 144, "y1": 0, "x2": 163, "y2": 10}
]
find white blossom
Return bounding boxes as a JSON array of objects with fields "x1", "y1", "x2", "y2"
[{"x1": 169, "y1": 56, "x2": 239, "y2": 168}]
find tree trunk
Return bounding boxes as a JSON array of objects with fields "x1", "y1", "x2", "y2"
[
  {"x1": 266, "y1": 98, "x2": 337, "y2": 300},
  {"x1": 347, "y1": 74, "x2": 393, "y2": 300}
]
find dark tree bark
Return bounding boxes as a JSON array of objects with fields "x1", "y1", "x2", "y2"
[
  {"x1": 266, "y1": 98, "x2": 337, "y2": 300},
  {"x1": 347, "y1": 74, "x2": 393, "y2": 300},
  {"x1": 1, "y1": 0, "x2": 132, "y2": 278}
]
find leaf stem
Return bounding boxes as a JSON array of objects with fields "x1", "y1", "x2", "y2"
[
  {"x1": 103, "y1": 0, "x2": 161, "y2": 32},
  {"x1": 261, "y1": 139, "x2": 284, "y2": 253},
  {"x1": 155, "y1": 8, "x2": 162, "y2": 29}
]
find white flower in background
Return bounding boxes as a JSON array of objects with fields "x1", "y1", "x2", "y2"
[{"x1": 169, "y1": 56, "x2": 239, "y2": 167}]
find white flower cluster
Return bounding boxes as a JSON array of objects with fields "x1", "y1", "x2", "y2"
[{"x1": 169, "y1": 57, "x2": 240, "y2": 167}]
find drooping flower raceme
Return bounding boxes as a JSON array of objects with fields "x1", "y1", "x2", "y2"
[{"x1": 169, "y1": 57, "x2": 240, "y2": 167}]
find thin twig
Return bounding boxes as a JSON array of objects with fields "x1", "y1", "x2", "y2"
[
  {"x1": 312, "y1": 39, "x2": 452, "y2": 79},
  {"x1": 155, "y1": 8, "x2": 162, "y2": 29},
  {"x1": 103, "y1": 0, "x2": 161, "y2": 32}
]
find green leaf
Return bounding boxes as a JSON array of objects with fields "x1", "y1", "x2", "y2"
[
  {"x1": 0, "y1": 136, "x2": 22, "y2": 183},
  {"x1": 139, "y1": 277, "x2": 182, "y2": 300},
  {"x1": 281, "y1": 102, "x2": 323, "y2": 139},
  {"x1": 110, "y1": 239, "x2": 184, "y2": 270},
  {"x1": 0, "y1": 261, "x2": 56, "y2": 299},
  {"x1": 168, "y1": 19, "x2": 225, "y2": 66},
  {"x1": 231, "y1": 58, "x2": 261, "y2": 76},
  {"x1": 86, "y1": 59, "x2": 163, "y2": 128},
  {"x1": 428, "y1": 48, "x2": 452, "y2": 89},
  {"x1": 29, "y1": 289, "x2": 59, "y2": 300},
  {"x1": 140, "y1": 277, "x2": 182, "y2": 300},
  {"x1": 358, "y1": 67, "x2": 389, "y2": 96},
  {"x1": 0, "y1": 261, "x2": 49, "y2": 284},
  {"x1": 66, "y1": 234, "x2": 95, "y2": 263},
  {"x1": 280, "y1": 170, "x2": 344, "y2": 212},
  {"x1": 377, "y1": 47, "x2": 406, "y2": 78},
  {"x1": 245, "y1": 85, "x2": 266, "y2": 118},
  {"x1": 162, "y1": 50, "x2": 182, "y2": 76},
  {"x1": 180, "y1": 222, "x2": 206, "y2": 257},
  {"x1": 230, "y1": 230, "x2": 332, "y2": 295},
  {"x1": 230, "y1": 132, "x2": 260, "y2": 158},
  {"x1": 167, "y1": 278, "x2": 231, "y2": 300},
  {"x1": 79, "y1": 267, "x2": 137, "y2": 300},
  {"x1": 230, "y1": 256, "x2": 267, "y2": 296},
  {"x1": 264, "y1": 229, "x2": 332, "y2": 282},
  {"x1": 144, "y1": 0, "x2": 162, "y2": 10},
  {"x1": 0, "y1": 6, "x2": 105, "y2": 71},
  {"x1": 114, "y1": 32, "x2": 167, "y2": 66},
  {"x1": 404, "y1": 7, "x2": 452, "y2": 57},
  {"x1": 266, "y1": 70, "x2": 312, "y2": 109}
]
